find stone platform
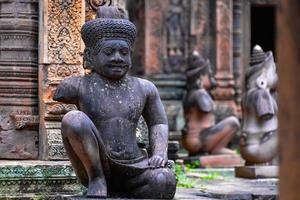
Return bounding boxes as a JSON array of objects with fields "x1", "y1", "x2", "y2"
[
  {"x1": 235, "y1": 166, "x2": 278, "y2": 179},
  {"x1": 183, "y1": 154, "x2": 245, "y2": 168},
  {"x1": 0, "y1": 161, "x2": 278, "y2": 199}
]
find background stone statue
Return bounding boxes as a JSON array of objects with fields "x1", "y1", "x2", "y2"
[
  {"x1": 182, "y1": 52, "x2": 240, "y2": 156},
  {"x1": 240, "y1": 45, "x2": 278, "y2": 165},
  {"x1": 53, "y1": 6, "x2": 176, "y2": 199}
]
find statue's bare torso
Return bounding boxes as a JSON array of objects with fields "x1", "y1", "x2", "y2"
[{"x1": 54, "y1": 73, "x2": 159, "y2": 160}]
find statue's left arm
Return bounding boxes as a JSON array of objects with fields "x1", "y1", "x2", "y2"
[{"x1": 142, "y1": 80, "x2": 169, "y2": 168}]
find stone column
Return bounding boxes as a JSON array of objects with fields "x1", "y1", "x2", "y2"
[
  {"x1": 277, "y1": 0, "x2": 300, "y2": 199},
  {"x1": 39, "y1": 0, "x2": 85, "y2": 160},
  {"x1": 144, "y1": 0, "x2": 168, "y2": 74},
  {"x1": 0, "y1": 0, "x2": 39, "y2": 159},
  {"x1": 232, "y1": 0, "x2": 244, "y2": 108},
  {"x1": 189, "y1": 0, "x2": 210, "y2": 57},
  {"x1": 212, "y1": 0, "x2": 237, "y2": 119}
]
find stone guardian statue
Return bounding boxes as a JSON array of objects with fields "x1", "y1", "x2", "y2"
[
  {"x1": 240, "y1": 45, "x2": 278, "y2": 165},
  {"x1": 181, "y1": 52, "x2": 240, "y2": 156},
  {"x1": 53, "y1": 6, "x2": 176, "y2": 199}
]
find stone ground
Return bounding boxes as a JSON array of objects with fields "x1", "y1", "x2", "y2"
[
  {"x1": 0, "y1": 161, "x2": 278, "y2": 200},
  {"x1": 174, "y1": 168, "x2": 278, "y2": 200}
]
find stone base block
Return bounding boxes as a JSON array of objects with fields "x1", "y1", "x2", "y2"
[
  {"x1": 0, "y1": 161, "x2": 83, "y2": 198},
  {"x1": 184, "y1": 154, "x2": 245, "y2": 168},
  {"x1": 63, "y1": 196, "x2": 157, "y2": 200},
  {"x1": 235, "y1": 166, "x2": 278, "y2": 179}
]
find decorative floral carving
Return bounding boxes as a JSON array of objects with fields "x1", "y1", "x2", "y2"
[
  {"x1": 10, "y1": 115, "x2": 39, "y2": 130},
  {"x1": 48, "y1": 65, "x2": 83, "y2": 81},
  {"x1": 48, "y1": 0, "x2": 83, "y2": 64},
  {"x1": 88, "y1": 0, "x2": 112, "y2": 11},
  {"x1": 47, "y1": 104, "x2": 77, "y2": 115}
]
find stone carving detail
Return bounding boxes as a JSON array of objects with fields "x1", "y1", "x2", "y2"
[
  {"x1": 48, "y1": 104, "x2": 77, "y2": 115},
  {"x1": 48, "y1": 0, "x2": 83, "y2": 64},
  {"x1": 0, "y1": 0, "x2": 39, "y2": 159},
  {"x1": 40, "y1": 0, "x2": 85, "y2": 160},
  {"x1": 48, "y1": 65, "x2": 83, "y2": 84},
  {"x1": 10, "y1": 115, "x2": 39, "y2": 130},
  {"x1": 164, "y1": 0, "x2": 189, "y2": 73},
  {"x1": 88, "y1": 0, "x2": 112, "y2": 10},
  {"x1": 190, "y1": 0, "x2": 209, "y2": 56}
]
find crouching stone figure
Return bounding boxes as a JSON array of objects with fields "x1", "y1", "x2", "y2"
[
  {"x1": 53, "y1": 6, "x2": 176, "y2": 199},
  {"x1": 182, "y1": 52, "x2": 240, "y2": 156}
]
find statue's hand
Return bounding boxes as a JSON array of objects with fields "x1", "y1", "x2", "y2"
[{"x1": 149, "y1": 154, "x2": 167, "y2": 169}]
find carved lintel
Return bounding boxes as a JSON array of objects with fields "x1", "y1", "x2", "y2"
[{"x1": 10, "y1": 115, "x2": 39, "y2": 130}]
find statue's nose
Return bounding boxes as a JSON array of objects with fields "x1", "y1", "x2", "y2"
[{"x1": 111, "y1": 52, "x2": 124, "y2": 63}]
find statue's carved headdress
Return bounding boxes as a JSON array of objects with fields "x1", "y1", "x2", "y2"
[
  {"x1": 81, "y1": 6, "x2": 137, "y2": 52},
  {"x1": 186, "y1": 51, "x2": 210, "y2": 80},
  {"x1": 245, "y1": 45, "x2": 276, "y2": 90}
]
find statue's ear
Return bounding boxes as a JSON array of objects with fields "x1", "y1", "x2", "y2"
[{"x1": 83, "y1": 48, "x2": 94, "y2": 70}]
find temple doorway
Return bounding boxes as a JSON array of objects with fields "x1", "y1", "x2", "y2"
[{"x1": 251, "y1": 5, "x2": 276, "y2": 58}]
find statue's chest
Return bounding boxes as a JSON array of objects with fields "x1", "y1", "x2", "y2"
[{"x1": 79, "y1": 82, "x2": 145, "y2": 120}]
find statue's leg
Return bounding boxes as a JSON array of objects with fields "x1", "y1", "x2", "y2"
[
  {"x1": 202, "y1": 116, "x2": 240, "y2": 154},
  {"x1": 61, "y1": 110, "x2": 107, "y2": 198},
  {"x1": 127, "y1": 168, "x2": 176, "y2": 199}
]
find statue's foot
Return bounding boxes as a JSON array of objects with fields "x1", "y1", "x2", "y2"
[
  {"x1": 86, "y1": 177, "x2": 107, "y2": 198},
  {"x1": 212, "y1": 147, "x2": 237, "y2": 155}
]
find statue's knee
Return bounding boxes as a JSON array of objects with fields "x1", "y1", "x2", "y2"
[
  {"x1": 62, "y1": 110, "x2": 89, "y2": 136},
  {"x1": 227, "y1": 116, "x2": 240, "y2": 130},
  {"x1": 146, "y1": 168, "x2": 176, "y2": 198}
]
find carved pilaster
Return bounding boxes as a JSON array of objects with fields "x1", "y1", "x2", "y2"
[
  {"x1": 144, "y1": 0, "x2": 168, "y2": 74},
  {"x1": 39, "y1": 0, "x2": 85, "y2": 160},
  {"x1": 190, "y1": 0, "x2": 210, "y2": 57},
  {"x1": 233, "y1": 0, "x2": 243, "y2": 112},
  {"x1": 212, "y1": 0, "x2": 237, "y2": 118},
  {"x1": 0, "y1": 0, "x2": 39, "y2": 159}
]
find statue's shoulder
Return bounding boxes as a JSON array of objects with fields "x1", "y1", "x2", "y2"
[
  {"x1": 53, "y1": 76, "x2": 84, "y2": 104},
  {"x1": 191, "y1": 89, "x2": 214, "y2": 112},
  {"x1": 135, "y1": 77, "x2": 159, "y2": 96},
  {"x1": 59, "y1": 76, "x2": 83, "y2": 87}
]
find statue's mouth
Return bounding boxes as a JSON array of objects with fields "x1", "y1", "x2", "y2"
[{"x1": 108, "y1": 64, "x2": 128, "y2": 69}]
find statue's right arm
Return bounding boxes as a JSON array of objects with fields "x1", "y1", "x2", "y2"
[{"x1": 53, "y1": 76, "x2": 81, "y2": 105}]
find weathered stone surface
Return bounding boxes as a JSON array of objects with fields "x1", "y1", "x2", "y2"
[
  {"x1": 235, "y1": 166, "x2": 278, "y2": 179},
  {"x1": 39, "y1": 0, "x2": 85, "y2": 160},
  {"x1": 0, "y1": 0, "x2": 39, "y2": 159},
  {"x1": 0, "y1": 161, "x2": 82, "y2": 197}
]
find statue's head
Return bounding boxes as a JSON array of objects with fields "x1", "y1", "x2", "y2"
[
  {"x1": 245, "y1": 45, "x2": 278, "y2": 90},
  {"x1": 81, "y1": 6, "x2": 136, "y2": 80},
  {"x1": 186, "y1": 51, "x2": 216, "y2": 90}
]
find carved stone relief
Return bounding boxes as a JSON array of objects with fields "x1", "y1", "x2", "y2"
[
  {"x1": 39, "y1": 0, "x2": 85, "y2": 160},
  {"x1": 0, "y1": 0, "x2": 39, "y2": 159},
  {"x1": 163, "y1": 0, "x2": 189, "y2": 74}
]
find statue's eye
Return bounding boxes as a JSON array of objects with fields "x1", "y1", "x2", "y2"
[
  {"x1": 120, "y1": 48, "x2": 129, "y2": 56},
  {"x1": 103, "y1": 49, "x2": 113, "y2": 56}
]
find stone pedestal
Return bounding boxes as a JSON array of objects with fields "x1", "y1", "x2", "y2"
[
  {"x1": 235, "y1": 166, "x2": 278, "y2": 179},
  {"x1": 0, "y1": 161, "x2": 82, "y2": 198},
  {"x1": 184, "y1": 154, "x2": 245, "y2": 168}
]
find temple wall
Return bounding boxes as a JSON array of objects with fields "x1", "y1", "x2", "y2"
[{"x1": 0, "y1": 0, "x2": 39, "y2": 159}]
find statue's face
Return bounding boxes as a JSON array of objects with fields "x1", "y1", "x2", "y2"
[
  {"x1": 201, "y1": 69, "x2": 217, "y2": 90},
  {"x1": 91, "y1": 40, "x2": 131, "y2": 80}
]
